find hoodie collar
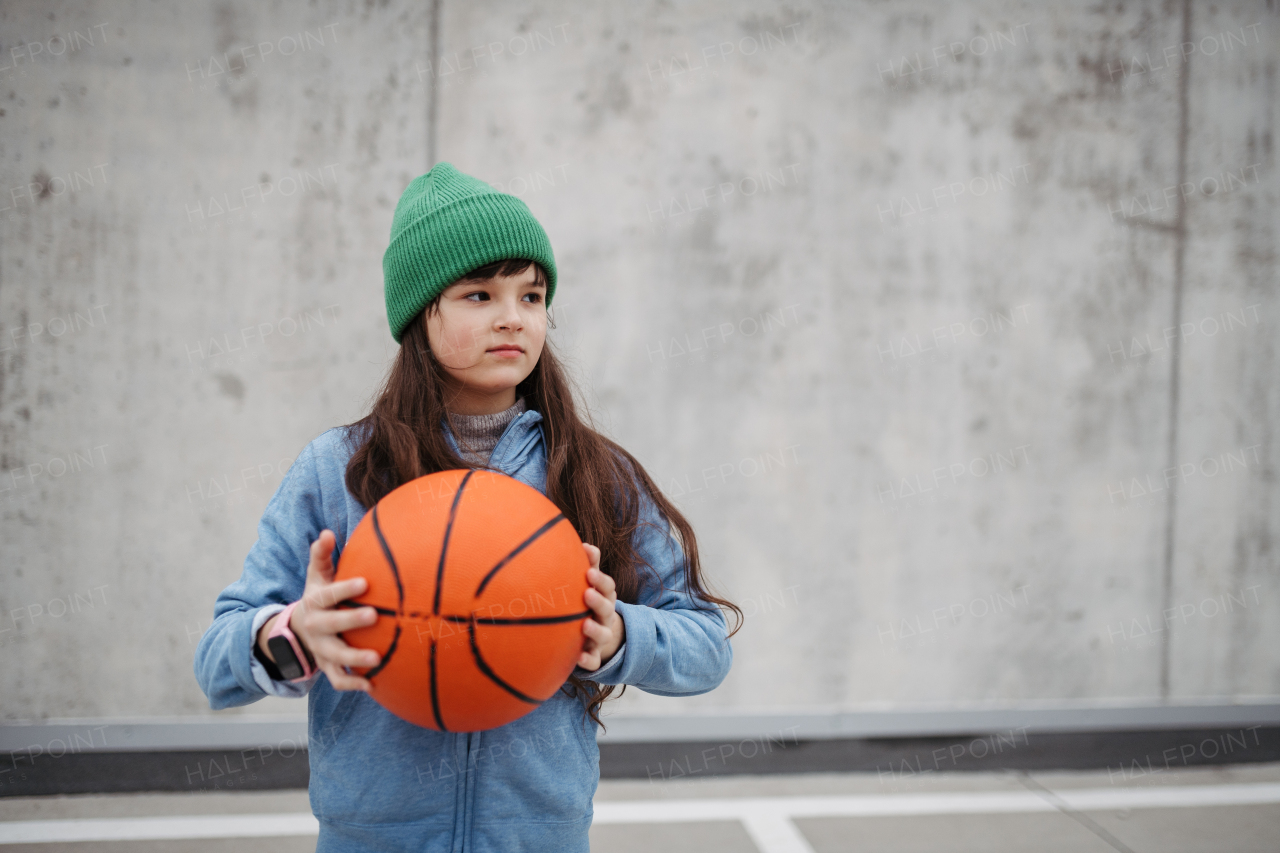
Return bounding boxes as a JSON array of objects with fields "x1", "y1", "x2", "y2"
[{"x1": 442, "y1": 406, "x2": 544, "y2": 472}]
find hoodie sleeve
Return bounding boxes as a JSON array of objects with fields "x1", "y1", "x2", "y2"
[
  {"x1": 193, "y1": 440, "x2": 327, "y2": 709},
  {"x1": 576, "y1": 471, "x2": 733, "y2": 697}
]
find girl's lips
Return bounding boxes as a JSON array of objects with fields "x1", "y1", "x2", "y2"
[{"x1": 488, "y1": 348, "x2": 523, "y2": 358}]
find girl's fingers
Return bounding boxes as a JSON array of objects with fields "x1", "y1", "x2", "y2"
[
  {"x1": 308, "y1": 605, "x2": 377, "y2": 635},
  {"x1": 297, "y1": 611, "x2": 380, "y2": 668},
  {"x1": 584, "y1": 586, "x2": 615, "y2": 622},
  {"x1": 326, "y1": 641, "x2": 381, "y2": 670},
  {"x1": 293, "y1": 532, "x2": 383, "y2": 691},
  {"x1": 586, "y1": 563, "x2": 616, "y2": 612},
  {"x1": 587, "y1": 567, "x2": 616, "y2": 598},
  {"x1": 582, "y1": 618, "x2": 608, "y2": 643},
  {"x1": 315, "y1": 635, "x2": 380, "y2": 670},
  {"x1": 324, "y1": 666, "x2": 371, "y2": 692},
  {"x1": 308, "y1": 577, "x2": 367, "y2": 610}
]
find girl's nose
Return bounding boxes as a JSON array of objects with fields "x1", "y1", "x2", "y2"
[{"x1": 496, "y1": 300, "x2": 523, "y2": 330}]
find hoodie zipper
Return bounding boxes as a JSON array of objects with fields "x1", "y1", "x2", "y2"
[
  {"x1": 447, "y1": 410, "x2": 531, "y2": 849},
  {"x1": 450, "y1": 732, "x2": 469, "y2": 851},
  {"x1": 463, "y1": 730, "x2": 481, "y2": 850}
]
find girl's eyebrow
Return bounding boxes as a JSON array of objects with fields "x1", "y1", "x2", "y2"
[{"x1": 456, "y1": 279, "x2": 545, "y2": 289}]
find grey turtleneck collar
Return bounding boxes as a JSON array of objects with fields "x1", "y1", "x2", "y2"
[{"x1": 449, "y1": 396, "x2": 529, "y2": 465}]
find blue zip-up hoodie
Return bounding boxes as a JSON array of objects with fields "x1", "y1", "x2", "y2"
[{"x1": 194, "y1": 406, "x2": 733, "y2": 852}]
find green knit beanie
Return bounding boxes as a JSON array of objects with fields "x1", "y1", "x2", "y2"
[{"x1": 382, "y1": 162, "x2": 558, "y2": 343}]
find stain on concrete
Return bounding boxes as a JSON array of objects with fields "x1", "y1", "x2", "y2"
[
  {"x1": 31, "y1": 170, "x2": 52, "y2": 199},
  {"x1": 213, "y1": 372, "x2": 245, "y2": 402},
  {"x1": 580, "y1": 68, "x2": 632, "y2": 133},
  {"x1": 213, "y1": 1, "x2": 239, "y2": 55}
]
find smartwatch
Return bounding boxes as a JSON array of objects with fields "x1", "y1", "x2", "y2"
[{"x1": 265, "y1": 601, "x2": 315, "y2": 682}]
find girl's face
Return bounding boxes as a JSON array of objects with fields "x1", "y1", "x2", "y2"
[{"x1": 422, "y1": 263, "x2": 547, "y2": 413}]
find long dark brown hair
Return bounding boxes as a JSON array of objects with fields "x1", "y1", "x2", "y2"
[{"x1": 341, "y1": 258, "x2": 742, "y2": 729}]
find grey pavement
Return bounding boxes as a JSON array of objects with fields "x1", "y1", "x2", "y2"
[{"x1": 1, "y1": 762, "x2": 1277, "y2": 852}]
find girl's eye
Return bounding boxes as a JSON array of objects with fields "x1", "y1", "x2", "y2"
[{"x1": 461, "y1": 291, "x2": 541, "y2": 303}]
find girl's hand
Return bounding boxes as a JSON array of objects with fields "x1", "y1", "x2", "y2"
[
  {"x1": 578, "y1": 543, "x2": 625, "y2": 671},
  {"x1": 256, "y1": 529, "x2": 381, "y2": 692}
]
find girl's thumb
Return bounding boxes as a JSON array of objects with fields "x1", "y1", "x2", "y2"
[{"x1": 308, "y1": 530, "x2": 337, "y2": 582}]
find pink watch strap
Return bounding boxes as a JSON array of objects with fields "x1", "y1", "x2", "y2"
[{"x1": 268, "y1": 600, "x2": 314, "y2": 682}]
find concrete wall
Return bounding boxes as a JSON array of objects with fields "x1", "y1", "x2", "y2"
[{"x1": 1, "y1": 0, "x2": 1276, "y2": 726}]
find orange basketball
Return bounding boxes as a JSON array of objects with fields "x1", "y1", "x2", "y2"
[{"x1": 333, "y1": 469, "x2": 591, "y2": 732}]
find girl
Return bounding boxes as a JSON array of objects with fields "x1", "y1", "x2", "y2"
[{"x1": 194, "y1": 162, "x2": 742, "y2": 852}]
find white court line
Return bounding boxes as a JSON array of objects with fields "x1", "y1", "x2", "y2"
[
  {"x1": 591, "y1": 782, "x2": 1280, "y2": 822},
  {"x1": 2, "y1": 783, "x2": 1278, "y2": 847},
  {"x1": 739, "y1": 813, "x2": 820, "y2": 853},
  {"x1": 0, "y1": 813, "x2": 320, "y2": 844}
]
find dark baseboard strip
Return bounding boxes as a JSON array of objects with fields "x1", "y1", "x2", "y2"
[
  {"x1": 2, "y1": 727, "x2": 1276, "y2": 797},
  {"x1": 1, "y1": 747, "x2": 310, "y2": 797},
  {"x1": 602, "y1": 726, "x2": 1280, "y2": 783}
]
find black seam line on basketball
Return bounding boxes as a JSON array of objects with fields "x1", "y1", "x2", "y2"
[
  {"x1": 429, "y1": 637, "x2": 447, "y2": 731},
  {"x1": 362, "y1": 621, "x2": 401, "y2": 681},
  {"x1": 468, "y1": 618, "x2": 541, "y2": 705},
  {"x1": 371, "y1": 504, "x2": 406, "y2": 615},
  {"x1": 397, "y1": 609, "x2": 589, "y2": 623},
  {"x1": 439, "y1": 610, "x2": 591, "y2": 625},
  {"x1": 435, "y1": 469, "x2": 476, "y2": 616},
  {"x1": 336, "y1": 601, "x2": 397, "y2": 617},
  {"x1": 473, "y1": 512, "x2": 568, "y2": 597}
]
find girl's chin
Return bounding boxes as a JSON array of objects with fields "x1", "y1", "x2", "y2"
[{"x1": 469, "y1": 366, "x2": 532, "y2": 386}]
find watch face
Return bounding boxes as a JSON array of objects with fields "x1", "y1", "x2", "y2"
[{"x1": 267, "y1": 636, "x2": 305, "y2": 680}]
